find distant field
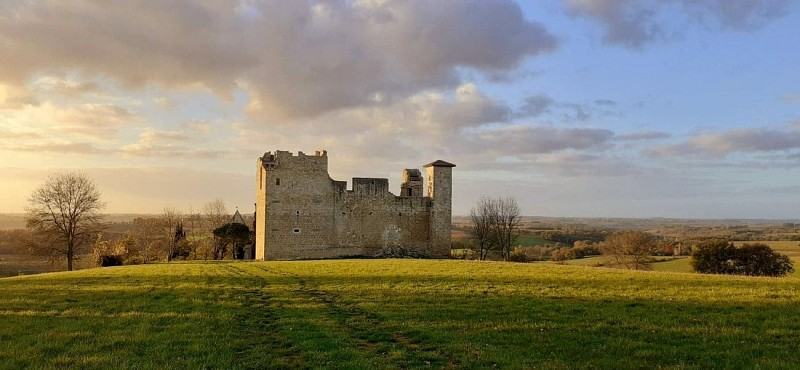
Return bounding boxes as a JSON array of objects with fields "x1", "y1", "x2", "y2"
[
  {"x1": 734, "y1": 241, "x2": 800, "y2": 257},
  {"x1": 515, "y1": 234, "x2": 553, "y2": 246},
  {"x1": 0, "y1": 214, "x2": 25, "y2": 230},
  {"x1": 0, "y1": 254, "x2": 94, "y2": 278},
  {"x1": 0, "y1": 214, "x2": 151, "y2": 231},
  {"x1": 2, "y1": 260, "x2": 799, "y2": 368},
  {"x1": 451, "y1": 232, "x2": 554, "y2": 247}
]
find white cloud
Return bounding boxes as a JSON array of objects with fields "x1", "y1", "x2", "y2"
[{"x1": 0, "y1": 0, "x2": 556, "y2": 120}]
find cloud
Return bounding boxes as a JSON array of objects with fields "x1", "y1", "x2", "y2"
[
  {"x1": 0, "y1": 0, "x2": 556, "y2": 120},
  {"x1": 31, "y1": 75, "x2": 102, "y2": 96},
  {"x1": 0, "y1": 84, "x2": 38, "y2": 108},
  {"x1": 594, "y1": 99, "x2": 617, "y2": 106},
  {"x1": 464, "y1": 125, "x2": 615, "y2": 155},
  {"x1": 617, "y1": 131, "x2": 671, "y2": 141},
  {"x1": 517, "y1": 95, "x2": 554, "y2": 118},
  {"x1": 650, "y1": 127, "x2": 800, "y2": 158},
  {"x1": 4, "y1": 141, "x2": 109, "y2": 155},
  {"x1": 0, "y1": 126, "x2": 42, "y2": 140},
  {"x1": 137, "y1": 129, "x2": 192, "y2": 145},
  {"x1": 0, "y1": 101, "x2": 140, "y2": 142},
  {"x1": 120, "y1": 127, "x2": 223, "y2": 158},
  {"x1": 563, "y1": 0, "x2": 790, "y2": 48},
  {"x1": 516, "y1": 94, "x2": 598, "y2": 122}
]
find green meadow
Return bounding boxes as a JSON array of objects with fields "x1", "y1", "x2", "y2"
[{"x1": 1, "y1": 260, "x2": 799, "y2": 369}]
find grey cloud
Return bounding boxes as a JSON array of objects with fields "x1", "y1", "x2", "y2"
[
  {"x1": 429, "y1": 85, "x2": 511, "y2": 127},
  {"x1": 617, "y1": 131, "x2": 670, "y2": 141},
  {"x1": 1, "y1": 0, "x2": 556, "y2": 119},
  {"x1": 650, "y1": 127, "x2": 800, "y2": 158},
  {"x1": 560, "y1": 103, "x2": 591, "y2": 123},
  {"x1": 516, "y1": 94, "x2": 593, "y2": 122},
  {"x1": 466, "y1": 125, "x2": 614, "y2": 155},
  {"x1": 564, "y1": 0, "x2": 790, "y2": 48},
  {"x1": 517, "y1": 95, "x2": 554, "y2": 118},
  {"x1": 594, "y1": 99, "x2": 617, "y2": 106}
]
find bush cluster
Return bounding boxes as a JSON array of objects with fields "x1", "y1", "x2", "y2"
[{"x1": 691, "y1": 240, "x2": 794, "y2": 277}]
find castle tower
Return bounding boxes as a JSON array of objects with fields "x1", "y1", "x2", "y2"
[
  {"x1": 400, "y1": 169, "x2": 423, "y2": 197},
  {"x1": 255, "y1": 150, "x2": 330, "y2": 260},
  {"x1": 424, "y1": 160, "x2": 456, "y2": 256}
]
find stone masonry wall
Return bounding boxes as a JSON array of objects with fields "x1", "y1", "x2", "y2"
[{"x1": 255, "y1": 150, "x2": 452, "y2": 260}]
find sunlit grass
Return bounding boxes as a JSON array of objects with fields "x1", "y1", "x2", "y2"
[{"x1": 1, "y1": 260, "x2": 799, "y2": 368}]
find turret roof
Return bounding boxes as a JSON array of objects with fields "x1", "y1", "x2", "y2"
[
  {"x1": 423, "y1": 160, "x2": 456, "y2": 168},
  {"x1": 230, "y1": 209, "x2": 246, "y2": 225}
]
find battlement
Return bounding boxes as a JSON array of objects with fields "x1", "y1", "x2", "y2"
[{"x1": 259, "y1": 149, "x2": 328, "y2": 172}]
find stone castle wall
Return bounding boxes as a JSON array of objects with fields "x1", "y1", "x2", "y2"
[{"x1": 255, "y1": 150, "x2": 453, "y2": 260}]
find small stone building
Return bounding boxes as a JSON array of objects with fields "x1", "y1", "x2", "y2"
[{"x1": 254, "y1": 150, "x2": 455, "y2": 260}]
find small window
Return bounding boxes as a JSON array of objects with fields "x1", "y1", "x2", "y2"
[
  {"x1": 292, "y1": 228, "x2": 301, "y2": 234},
  {"x1": 295, "y1": 210, "x2": 301, "y2": 216},
  {"x1": 276, "y1": 178, "x2": 281, "y2": 186},
  {"x1": 406, "y1": 188, "x2": 412, "y2": 196}
]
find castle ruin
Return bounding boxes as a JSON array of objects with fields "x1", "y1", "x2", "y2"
[{"x1": 255, "y1": 150, "x2": 455, "y2": 260}]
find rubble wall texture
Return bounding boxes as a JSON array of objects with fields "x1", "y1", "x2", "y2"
[{"x1": 255, "y1": 150, "x2": 453, "y2": 260}]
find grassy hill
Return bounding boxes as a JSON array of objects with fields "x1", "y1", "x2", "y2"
[{"x1": 1, "y1": 260, "x2": 799, "y2": 368}]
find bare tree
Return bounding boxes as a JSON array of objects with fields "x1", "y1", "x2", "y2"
[
  {"x1": 203, "y1": 199, "x2": 229, "y2": 230},
  {"x1": 25, "y1": 172, "x2": 105, "y2": 271},
  {"x1": 133, "y1": 216, "x2": 162, "y2": 263},
  {"x1": 494, "y1": 196, "x2": 521, "y2": 261},
  {"x1": 161, "y1": 207, "x2": 183, "y2": 262},
  {"x1": 469, "y1": 196, "x2": 522, "y2": 261},
  {"x1": 600, "y1": 231, "x2": 657, "y2": 270},
  {"x1": 470, "y1": 197, "x2": 498, "y2": 260}
]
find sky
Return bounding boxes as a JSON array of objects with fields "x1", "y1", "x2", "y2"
[{"x1": 1, "y1": 0, "x2": 799, "y2": 219}]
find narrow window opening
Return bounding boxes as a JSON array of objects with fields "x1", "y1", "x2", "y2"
[
  {"x1": 276, "y1": 178, "x2": 281, "y2": 186},
  {"x1": 406, "y1": 188, "x2": 412, "y2": 196},
  {"x1": 292, "y1": 228, "x2": 301, "y2": 234}
]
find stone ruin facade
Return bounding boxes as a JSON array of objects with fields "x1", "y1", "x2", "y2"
[{"x1": 255, "y1": 150, "x2": 455, "y2": 260}]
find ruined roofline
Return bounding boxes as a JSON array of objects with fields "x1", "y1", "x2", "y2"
[{"x1": 261, "y1": 150, "x2": 327, "y2": 159}]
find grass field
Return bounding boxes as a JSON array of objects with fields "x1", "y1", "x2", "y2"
[{"x1": 2, "y1": 260, "x2": 800, "y2": 368}]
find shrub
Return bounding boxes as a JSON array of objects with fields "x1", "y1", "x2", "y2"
[
  {"x1": 99, "y1": 255, "x2": 124, "y2": 267},
  {"x1": 549, "y1": 247, "x2": 570, "y2": 261},
  {"x1": 451, "y1": 249, "x2": 477, "y2": 260},
  {"x1": 572, "y1": 241, "x2": 601, "y2": 258},
  {"x1": 600, "y1": 231, "x2": 658, "y2": 270},
  {"x1": 508, "y1": 247, "x2": 529, "y2": 262},
  {"x1": 692, "y1": 240, "x2": 794, "y2": 277}
]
